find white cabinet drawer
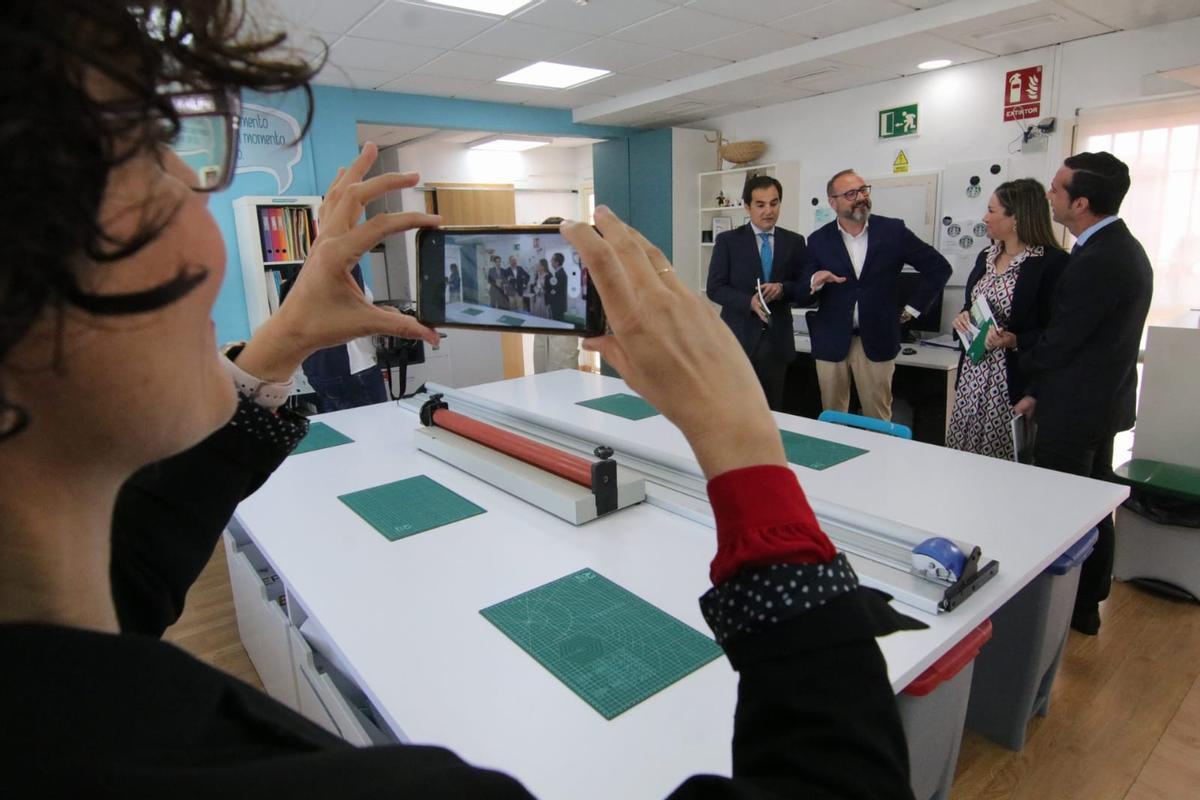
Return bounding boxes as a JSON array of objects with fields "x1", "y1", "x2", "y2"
[{"x1": 223, "y1": 533, "x2": 298, "y2": 709}]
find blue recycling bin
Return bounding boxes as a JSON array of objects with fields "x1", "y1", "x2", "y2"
[{"x1": 964, "y1": 527, "x2": 1098, "y2": 750}]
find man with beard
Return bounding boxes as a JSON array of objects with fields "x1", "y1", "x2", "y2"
[{"x1": 801, "y1": 169, "x2": 951, "y2": 421}]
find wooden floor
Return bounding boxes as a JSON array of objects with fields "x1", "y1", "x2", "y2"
[{"x1": 166, "y1": 544, "x2": 1199, "y2": 798}]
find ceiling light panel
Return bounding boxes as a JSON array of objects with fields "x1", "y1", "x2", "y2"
[
  {"x1": 496, "y1": 61, "x2": 611, "y2": 89},
  {"x1": 426, "y1": 0, "x2": 534, "y2": 15}
]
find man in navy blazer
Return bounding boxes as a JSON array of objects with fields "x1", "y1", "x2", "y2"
[
  {"x1": 707, "y1": 176, "x2": 808, "y2": 410},
  {"x1": 1017, "y1": 152, "x2": 1153, "y2": 636},
  {"x1": 801, "y1": 169, "x2": 951, "y2": 420}
]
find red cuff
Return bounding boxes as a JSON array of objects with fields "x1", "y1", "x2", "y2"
[{"x1": 706, "y1": 465, "x2": 837, "y2": 585}]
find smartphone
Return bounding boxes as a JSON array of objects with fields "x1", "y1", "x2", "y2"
[{"x1": 416, "y1": 226, "x2": 605, "y2": 337}]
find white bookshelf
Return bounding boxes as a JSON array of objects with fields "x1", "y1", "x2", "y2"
[
  {"x1": 233, "y1": 195, "x2": 321, "y2": 332},
  {"x1": 696, "y1": 161, "x2": 800, "y2": 293}
]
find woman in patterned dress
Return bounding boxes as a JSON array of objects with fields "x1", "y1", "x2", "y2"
[{"x1": 946, "y1": 179, "x2": 1069, "y2": 459}]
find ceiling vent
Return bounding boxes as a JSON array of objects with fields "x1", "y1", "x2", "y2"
[
  {"x1": 970, "y1": 13, "x2": 1064, "y2": 41},
  {"x1": 783, "y1": 66, "x2": 841, "y2": 85}
]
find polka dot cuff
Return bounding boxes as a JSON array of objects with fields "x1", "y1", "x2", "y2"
[
  {"x1": 699, "y1": 553, "x2": 860, "y2": 646},
  {"x1": 226, "y1": 395, "x2": 309, "y2": 453}
]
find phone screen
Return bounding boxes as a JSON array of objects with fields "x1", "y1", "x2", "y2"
[{"x1": 417, "y1": 228, "x2": 603, "y2": 336}]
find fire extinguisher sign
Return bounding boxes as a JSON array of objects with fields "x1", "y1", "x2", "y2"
[{"x1": 1004, "y1": 66, "x2": 1042, "y2": 122}]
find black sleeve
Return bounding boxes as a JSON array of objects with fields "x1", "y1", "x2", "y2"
[
  {"x1": 669, "y1": 557, "x2": 924, "y2": 800},
  {"x1": 111, "y1": 398, "x2": 309, "y2": 637},
  {"x1": 706, "y1": 231, "x2": 751, "y2": 314},
  {"x1": 780, "y1": 234, "x2": 812, "y2": 307},
  {"x1": 962, "y1": 250, "x2": 987, "y2": 313},
  {"x1": 1019, "y1": 250, "x2": 1116, "y2": 375},
  {"x1": 1016, "y1": 249, "x2": 1067, "y2": 352},
  {"x1": 900, "y1": 225, "x2": 952, "y2": 315}
]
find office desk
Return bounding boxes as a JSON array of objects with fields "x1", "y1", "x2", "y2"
[
  {"x1": 792, "y1": 333, "x2": 960, "y2": 445},
  {"x1": 234, "y1": 372, "x2": 1125, "y2": 799}
]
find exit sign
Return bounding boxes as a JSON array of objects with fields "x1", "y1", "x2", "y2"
[{"x1": 879, "y1": 104, "x2": 919, "y2": 139}]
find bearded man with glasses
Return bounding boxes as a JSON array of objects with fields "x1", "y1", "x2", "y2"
[{"x1": 799, "y1": 169, "x2": 952, "y2": 421}]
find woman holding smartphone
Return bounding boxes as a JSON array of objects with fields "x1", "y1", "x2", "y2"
[{"x1": 2, "y1": 3, "x2": 916, "y2": 797}]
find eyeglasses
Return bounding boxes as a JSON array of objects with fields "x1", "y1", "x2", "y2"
[
  {"x1": 831, "y1": 185, "x2": 872, "y2": 201},
  {"x1": 162, "y1": 87, "x2": 242, "y2": 192}
]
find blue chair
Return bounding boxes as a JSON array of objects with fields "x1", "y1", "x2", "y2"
[{"x1": 818, "y1": 410, "x2": 913, "y2": 440}]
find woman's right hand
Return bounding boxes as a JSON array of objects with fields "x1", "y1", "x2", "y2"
[
  {"x1": 952, "y1": 310, "x2": 971, "y2": 334},
  {"x1": 561, "y1": 207, "x2": 784, "y2": 478}
]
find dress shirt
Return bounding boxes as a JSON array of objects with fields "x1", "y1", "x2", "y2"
[{"x1": 1071, "y1": 215, "x2": 1120, "y2": 250}]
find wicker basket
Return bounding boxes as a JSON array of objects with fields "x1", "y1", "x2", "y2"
[{"x1": 720, "y1": 139, "x2": 766, "y2": 164}]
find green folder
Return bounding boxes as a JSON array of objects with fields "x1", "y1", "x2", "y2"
[
  {"x1": 575, "y1": 393, "x2": 660, "y2": 421},
  {"x1": 780, "y1": 430, "x2": 868, "y2": 470},
  {"x1": 290, "y1": 422, "x2": 354, "y2": 455},
  {"x1": 496, "y1": 314, "x2": 526, "y2": 326},
  {"x1": 481, "y1": 568, "x2": 722, "y2": 720},
  {"x1": 461, "y1": 307, "x2": 486, "y2": 317},
  {"x1": 338, "y1": 475, "x2": 486, "y2": 542}
]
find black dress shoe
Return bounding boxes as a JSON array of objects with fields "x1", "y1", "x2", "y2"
[{"x1": 1070, "y1": 606, "x2": 1101, "y2": 636}]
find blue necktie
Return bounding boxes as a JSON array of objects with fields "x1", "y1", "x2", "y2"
[{"x1": 759, "y1": 232, "x2": 773, "y2": 282}]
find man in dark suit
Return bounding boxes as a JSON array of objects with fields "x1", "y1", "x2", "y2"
[
  {"x1": 1017, "y1": 152, "x2": 1153, "y2": 636},
  {"x1": 706, "y1": 175, "x2": 808, "y2": 411},
  {"x1": 801, "y1": 169, "x2": 952, "y2": 421},
  {"x1": 548, "y1": 251, "x2": 569, "y2": 321}
]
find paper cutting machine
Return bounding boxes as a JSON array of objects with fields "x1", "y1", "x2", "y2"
[{"x1": 415, "y1": 395, "x2": 645, "y2": 525}]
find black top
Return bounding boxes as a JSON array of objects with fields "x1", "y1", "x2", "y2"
[
  {"x1": 3, "y1": 398, "x2": 920, "y2": 798},
  {"x1": 1019, "y1": 220, "x2": 1154, "y2": 442},
  {"x1": 958, "y1": 245, "x2": 1068, "y2": 404}
]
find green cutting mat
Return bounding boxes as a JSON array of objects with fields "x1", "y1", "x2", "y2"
[
  {"x1": 290, "y1": 422, "x2": 354, "y2": 455},
  {"x1": 496, "y1": 314, "x2": 526, "y2": 326},
  {"x1": 338, "y1": 475, "x2": 486, "y2": 542},
  {"x1": 480, "y1": 568, "x2": 722, "y2": 720},
  {"x1": 461, "y1": 307, "x2": 485, "y2": 316},
  {"x1": 575, "y1": 393, "x2": 660, "y2": 421},
  {"x1": 780, "y1": 429, "x2": 868, "y2": 470}
]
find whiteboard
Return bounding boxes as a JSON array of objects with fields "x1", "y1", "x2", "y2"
[{"x1": 866, "y1": 172, "x2": 939, "y2": 245}]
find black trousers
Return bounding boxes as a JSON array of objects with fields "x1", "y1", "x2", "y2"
[
  {"x1": 1033, "y1": 433, "x2": 1117, "y2": 610},
  {"x1": 750, "y1": 333, "x2": 789, "y2": 412}
]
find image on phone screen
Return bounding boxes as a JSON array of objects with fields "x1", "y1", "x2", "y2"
[{"x1": 418, "y1": 229, "x2": 602, "y2": 336}]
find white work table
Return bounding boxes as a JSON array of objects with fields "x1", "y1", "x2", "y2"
[{"x1": 234, "y1": 371, "x2": 1127, "y2": 799}]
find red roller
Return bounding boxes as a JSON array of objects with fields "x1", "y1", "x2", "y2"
[{"x1": 430, "y1": 408, "x2": 593, "y2": 488}]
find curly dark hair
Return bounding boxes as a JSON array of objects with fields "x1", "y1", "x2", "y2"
[{"x1": 0, "y1": 0, "x2": 321, "y2": 439}]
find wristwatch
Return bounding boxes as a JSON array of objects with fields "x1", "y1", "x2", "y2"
[{"x1": 219, "y1": 341, "x2": 294, "y2": 410}]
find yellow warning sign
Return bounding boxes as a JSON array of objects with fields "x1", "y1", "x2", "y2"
[{"x1": 893, "y1": 150, "x2": 910, "y2": 174}]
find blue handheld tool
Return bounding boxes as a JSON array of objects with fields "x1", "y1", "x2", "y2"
[{"x1": 912, "y1": 537, "x2": 968, "y2": 583}]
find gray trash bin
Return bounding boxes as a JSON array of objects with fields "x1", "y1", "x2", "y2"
[
  {"x1": 898, "y1": 618, "x2": 992, "y2": 800},
  {"x1": 964, "y1": 527, "x2": 1098, "y2": 750}
]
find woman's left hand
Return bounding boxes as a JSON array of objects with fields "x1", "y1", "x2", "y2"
[{"x1": 236, "y1": 143, "x2": 442, "y2": 382}]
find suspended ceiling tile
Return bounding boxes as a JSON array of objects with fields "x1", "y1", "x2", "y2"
[
  {"x1": 450, "y1": 81, "x2": 562, "y2": 105},
  {"x1": 774, "y1": 60, "x2": 902, "y2": 94},
  {"x1": 610, "y1": 7, "x2": 755, "y2": 51},
  {"x1": 777, "y1": 0, "x2": 914, "y2": 39},
  {"x1": 682, "y1": 0, "x2": 831, "y2": 26},
  {"x1": 457, "y1": 20, "x2": 592, "y2": 59},
  {"x1": 1055, "y1": 0, "x2": 1200, "y2": 30},
  {"x1": 832, "y1": 32, "x2": 994, "y2": 73},
  {"x1": 543, "y1": 87, "x2": 621, "y2": 107},
  {"x1": 625, "y1": 51, "x2": 735, "y2": 81},
  {"x1": 349, "y1": 0, "x2": 500, "y2": 49},
  {"x1": 374, "y1": 74, "x2": 491, "y2": 97},
  {"x1": 932, "y1": 1, "x2": 1113, "y2": 55},
  {"x1": 512, "y1": 0, "x2": 676, "y2": 35},
  {"x1": 327, "y1": 36, "x2": 444, "y2": 72},
  {"x1": 413, "y1": 50, "x2": 531, "y2": 80},
  {"x1": 313, "y1": 65, "x2": 402, "y2": 90},
  {"x1": 264, "y1": 0, "x2": 384, "y2": 35},
  {"x1": 691, "y1": 27, "x2": 815, "y2": 62},
  {"x1": 554, "y1": 37, "x2": 666, "y2": 72}
]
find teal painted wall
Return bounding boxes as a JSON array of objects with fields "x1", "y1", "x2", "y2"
[{"x1": 210, "y1": 86, "x2": 666, "y2": 344}]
